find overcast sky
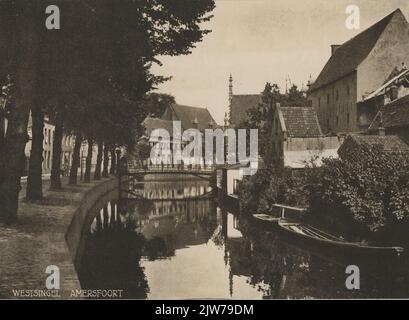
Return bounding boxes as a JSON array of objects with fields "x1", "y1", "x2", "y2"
[{"x1": 151, "y1": 0, "x2": 409, "y2": 124}]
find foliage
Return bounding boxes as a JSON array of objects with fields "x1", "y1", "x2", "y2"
[
  {"x1": 0, "y1": 0, "x2": 216, "y2": 221},
  {"x1": 238, "y1": 83, "x2": 307, "y2": 164},
  {"x1": 306, "y1": 142, "x2": 409, "y2": 239},
  {"x1": 239, "y1": 133, "x2": 409, "y2": 243},
  {"x1": 142, "y1": 93, "x2": 176, "y2": 118},
  {"x1": 239, "y1": 165, "x2": 307, "y2": 215}
]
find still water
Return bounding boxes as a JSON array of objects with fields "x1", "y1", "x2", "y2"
[{"x1": 78, "y1": 177, "x2": 409, "y2": 299}]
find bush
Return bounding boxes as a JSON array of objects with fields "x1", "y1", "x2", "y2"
[
  {"x1": 239, "y1": 165, "x2": 307, "y2": 216},
  {"x1": 306, "y1": 144, "x2": 409, "y2": 243}
]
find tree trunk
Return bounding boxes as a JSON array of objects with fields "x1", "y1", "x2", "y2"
[
  {"x1": 69, "y1": 135, "x2": 82, "y2": 185},
  {"x1": 26, "y1": 106, "x2": 44, "y2": 201},
  {"x1": 94, "y1": 141, "x2": 103, "y2": 180},
  {"x1": 0, "y1": 109, "x2": 6, "y2": 188},
  {"x1": 84, "y1": 138, "x2": 93, "y2": 183},
  {"x1": 102, "y1": 144, "x2": 109, "y2": 178},
  {"x1": 0, "y1": 5, "x2": 39, "y2": 222},
  {"x1": 110, "y1": 147, "x2": 116, "y2": 175},
  {"x1": 50, "y1": 114, "x2": 63, "y2": 190}
]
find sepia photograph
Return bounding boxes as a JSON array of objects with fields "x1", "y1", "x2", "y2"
[{"x1": 1, "y1": 0, "x2": 409, "y2": 307}]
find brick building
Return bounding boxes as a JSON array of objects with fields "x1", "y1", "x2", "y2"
[{"x1": 307, "y1": 9, "x2": 409, "y2": 134}]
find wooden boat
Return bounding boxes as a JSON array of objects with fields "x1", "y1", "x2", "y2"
[
  {"x1": 252, "y1": 214, "x2": 281, "y2": 228},
  {"x1": 278, "y1": 220, "x2": 404, "y2": 257}
]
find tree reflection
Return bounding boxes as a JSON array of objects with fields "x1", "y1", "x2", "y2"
[{"x1": 79, "y1": 201, "x2": 149, "y2": 299}]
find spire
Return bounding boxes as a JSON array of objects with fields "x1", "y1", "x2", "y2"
[
  {"x1": 224, "y1": 112, "x2": 229, "y2": 127},
  {"x1": 229, "y1": 74, "x2": 233, "y2": 105}
]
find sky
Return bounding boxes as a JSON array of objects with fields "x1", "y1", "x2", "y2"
[{"x1": 151, "y1": 0, "x2": 409, "y2": 124}]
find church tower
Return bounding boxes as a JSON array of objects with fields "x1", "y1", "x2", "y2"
[
  {"x1": 228, "y1": 74, "x2": 233, "y2": 124},
  {"x1": 229, "y1": 74, "x2": 233, "y2": 104}
]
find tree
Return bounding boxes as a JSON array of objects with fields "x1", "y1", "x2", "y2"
[
  {"x1": 50, "y1": 110, "x2": 63, "y2": 189},
  {"x1": 0, "y1": 1, "x2": 40, "y2": 222},
  {"x1": 84, "y1": 138, "x2": 94, "y2": 183},
  {"x1": 240, "y1": 83, "x2": 282, "y2": 164},
  {"x1": 69, "y1": 135, "x2": 82, "y2": 186},
  {"x1": 0, "y1": 0, "x2": 215, "y2": 222},
  {"x1": 239, "y1": 82, "x2": 308, "y2": 165},
  {"x1": 284, "y1": 84, "x2": 307, "y2": 107},
  {"x1": 142, "y1": 93, "x2": 175, "y2": 118},
  {"x1": 26, "y1": 104, "x2": 44, "y2": 200},
  {"x1": 94, "y1": 141, "x2": 103, "y2": 180},
  {"x1": 102, "y1": 144, "x2": 110, "y2": 178}
]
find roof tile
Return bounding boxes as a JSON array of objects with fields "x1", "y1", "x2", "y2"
[{"x1": 280, "y1": 106, "x2": 323, "y2": 137}]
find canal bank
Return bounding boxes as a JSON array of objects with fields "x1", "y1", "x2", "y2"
[{"x1": 0, "y1": 176, "x2": 120, "y2": 299}]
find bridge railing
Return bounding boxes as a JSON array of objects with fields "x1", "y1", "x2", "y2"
[{"x1": 125, "y1": 160, "x2": 216, "y2": 174}]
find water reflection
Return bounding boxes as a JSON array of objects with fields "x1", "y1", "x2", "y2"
[{"x1": 78, "y1": 178, "x2": 409, "y2": 299}]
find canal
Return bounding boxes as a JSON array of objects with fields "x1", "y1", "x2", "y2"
[{"x1": 77, "y1": 177, "x2": 409, "y2": 299}]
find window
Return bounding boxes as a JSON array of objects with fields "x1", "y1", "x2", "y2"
[
  {"x1": 346, "y1": 85, "x2": 350, "y2": 96},
  {"x1": 347, "y1": 113, "x2": 350, "y2": 125},
  {"x1": 336, "y1": 89, "x2": 339, "y2": 101},
  {"x1": 327, "y1": 94, "x2": 330, "y2": 104},
  {"x1": 336, "y1": 116, "x2": 339, "y2": 126},
  {"x1": 318, "y1": 97, "x2": 321, "y2": 108}
]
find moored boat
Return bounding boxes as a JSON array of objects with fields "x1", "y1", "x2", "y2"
[
  {"x1": 278, "y1": 220, "x2": 404, "y2": 257},
  {"x1": 252, "y1": 214, "x2": 281, "y2": 229}
]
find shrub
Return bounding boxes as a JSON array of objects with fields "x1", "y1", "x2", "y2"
[{"x1": 305, "y1": 143, "x2": 409, "y2": 242}]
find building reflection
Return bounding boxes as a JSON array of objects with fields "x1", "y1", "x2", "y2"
[
  {"x1": 79, "y1": 179, "x2": 409, "y2": 299},
  {"x1": 220, "y1": 210, "x2": 409, "y2": 299},
  {"x1": 127, "y1": 179, "x2": 212, "y2": 200},
  {"x1": 79, "y1": 179, "x2": 217, "y2": 298}
]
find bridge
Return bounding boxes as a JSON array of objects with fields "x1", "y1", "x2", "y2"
[
  {"x1": 120, "y1": 160, "x2": 216, "y2": 178},
  {"x1": 117, "y1": 158, "x2": 218, "y2": 199}
]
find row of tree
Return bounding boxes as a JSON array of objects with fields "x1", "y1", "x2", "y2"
[{"x1": 0, "y1": 0, "x2": 215, "y2": 223}]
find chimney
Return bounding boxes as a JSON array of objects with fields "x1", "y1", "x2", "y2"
[{"x1": 331, "y1": 45, "x2": 341, "y2": 56}]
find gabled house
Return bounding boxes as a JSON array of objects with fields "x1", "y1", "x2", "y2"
[
  {"x1": 307, "y1": 9, "x2": 409, "y2": 134},
  {"x1": 271, "y1": 104, "x2": 341, "y2": 169}
]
